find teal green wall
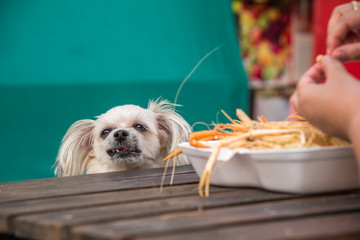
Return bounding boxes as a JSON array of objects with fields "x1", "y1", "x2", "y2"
[{"x1": 0, "y1": 0, "x2": 249, "y2": 182}]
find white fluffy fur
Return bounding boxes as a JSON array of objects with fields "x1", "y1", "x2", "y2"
[{"x1": 55, "y1": 99, "x2": 191, "y2": 176}]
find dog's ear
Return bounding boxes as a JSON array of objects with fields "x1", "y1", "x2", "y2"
[
  {"x1": 148, "y1": 99, "x2": 191, "y2": 165},
  {"x1": 55, "y1": 120, "x2": 95, "y2": 176}
]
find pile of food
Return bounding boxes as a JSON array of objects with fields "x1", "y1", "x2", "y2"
[{"x1": 165, "y1": 109, "x2": 350, "y2": 197}]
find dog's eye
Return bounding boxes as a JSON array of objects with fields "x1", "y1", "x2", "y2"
[
  {"x1": 133, "y1": 124, "x2": 147, "y2": 132},
  {"x1": 100, "y1": 129, "x2": 112, "y2": 138}
]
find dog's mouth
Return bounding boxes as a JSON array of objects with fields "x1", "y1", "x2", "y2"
[{"x1": 106, "y1": 146, "x2": 141, "y2": 157}]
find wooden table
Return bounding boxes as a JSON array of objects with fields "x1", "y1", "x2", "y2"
[{"x1": 1, "y1": 165, "x2": 360, "y2": 240}]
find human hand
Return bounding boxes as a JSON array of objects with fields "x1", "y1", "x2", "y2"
[
  {"x1": 327, "y1": 1, "x2": 360, "y2": 61},
  {"x1": 290, "y1": 56, "x2": 360, "y2": 140}
]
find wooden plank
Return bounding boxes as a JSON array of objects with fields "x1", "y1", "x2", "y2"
[
  {"x1": 0, "y1": 165, "x2": 194, "y2": 190},
  {"x1": 0, "y1": 184, "x2": 232, "y2": 234},
  {"x1": 70, "y1": 193, "x2": 360, "y2": 240},
  {"x1": 140, "y1": 211, "x2": 360, "y2": 240},
  {"x1": 13, "y1": 189, "x2": 295, "y2": 240},
  {"x1": 0, "y1": 170, "x2": 198, "y2": 204}
]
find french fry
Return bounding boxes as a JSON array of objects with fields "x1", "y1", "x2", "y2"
[
  {"x1": 316, "y1": 54, "x2": 324, "y2": 62},
  {"x1": 164, "y1": 110, "x2": 350, "y2": 197},
  {"x1": 193, "y1": 110, "x2": 349, "y2": 197}
]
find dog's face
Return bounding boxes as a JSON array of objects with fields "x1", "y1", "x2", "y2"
[
  {"x1": 55, "y1": 99, "x2": 191, "y2": 176},
  {"x1": 93, "y1": 105, "x2": 162, "y2": 170}
]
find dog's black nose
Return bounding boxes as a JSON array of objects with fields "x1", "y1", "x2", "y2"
[{"x1": 113, "y1": 130, "x2": 129, "y2": 141}]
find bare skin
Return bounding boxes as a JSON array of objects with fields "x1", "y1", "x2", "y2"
[
  {"x1": 327, "y1": 2, "x2": 360, "y2": 60},
  {"x1": 290, "y1": 56, "x2": 360, "y2": 168},
  {"x1": 291, "y1": 2, "x2": 360, "y2": 169}
]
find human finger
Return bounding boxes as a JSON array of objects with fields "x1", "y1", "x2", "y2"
[
  {"x1": 331, "y1": 41, "x2": 360, "y2": 61},
  {"x1": 327, "y1": 3, "x2": 352, "y2": 35},
  {"x1": 321, "y1": 55, "x2": 347, "y2": 80},
  {"x1": 327, "y1": 9, "x2": 360, "y2": 53},
  {"x1": 291, "y1": 74, "x2": 322, "y2": 119},
  {"x1": 300, "y1": 62, "x2": 324, "y2": 84},
  {"x1": 289, "y1": 90, "x2": 299, "y2": 112},
  {"x1": 291, "y1": 64, "x2": 323, "y2": 112}
]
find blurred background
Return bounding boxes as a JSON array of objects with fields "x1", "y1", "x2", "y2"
[{"x1": 1, "y1": 0, "x2": 359, "y2": 182}]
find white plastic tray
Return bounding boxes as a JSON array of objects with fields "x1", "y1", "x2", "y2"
[{"x1": 179, "y1": 141, "x2": 359, "y2": 194}]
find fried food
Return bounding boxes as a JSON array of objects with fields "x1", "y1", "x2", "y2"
[{"x1": 165, "y1": 110, "x2": 350, "y2": 197}]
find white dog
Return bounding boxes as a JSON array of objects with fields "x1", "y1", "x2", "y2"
[{"x1": 55, "y1": 99, "x2": 191, "y2": 176}]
